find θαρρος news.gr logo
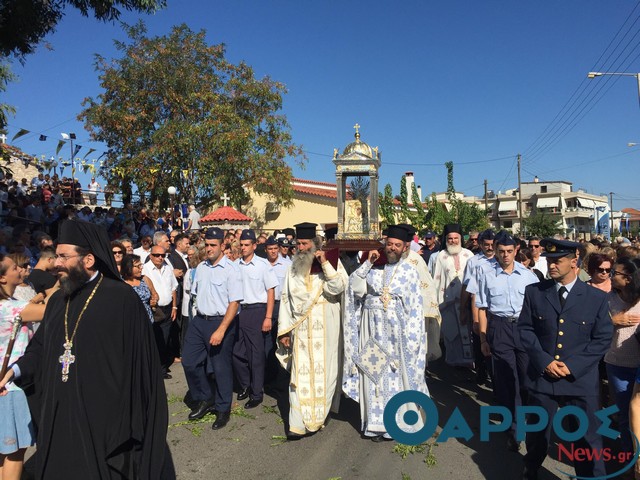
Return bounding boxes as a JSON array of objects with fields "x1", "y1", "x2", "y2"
[{"x1": 382, "y1": 390, "x2": 640, "y2": 480}]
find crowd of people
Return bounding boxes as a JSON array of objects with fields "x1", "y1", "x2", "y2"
[{"x1": 1, "y1": 171, "x2": 640, "y2": 478}]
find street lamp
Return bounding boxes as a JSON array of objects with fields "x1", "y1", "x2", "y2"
[
  {"x1": 587, "y1": 71, "x2": 640, "y2": 108},
  {"x1": 167, "y1": 186, "x2": 177, "y2": 230},
  {"x1": 61, "y1": 133, "x2": 77, "y2": 203}
]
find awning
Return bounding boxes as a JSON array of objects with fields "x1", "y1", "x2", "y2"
[
  {"x1": 536, "y1": 197, "x2": 560, "y2": 209},
  {"x1": 577, "y1": 198, "x2": 595, "y2": 208},
  {"x1": 593, "y1": 200, "x2": 608, "y2": 209},
  {"x1": 498, "y1": 200, "x2": 518, "y2": 211}
]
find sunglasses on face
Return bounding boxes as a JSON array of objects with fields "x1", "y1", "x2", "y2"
[
  {"x1": 150, "y1": 253, "x2": 166, "y2": 258},
  {"x1": 112, "y1": 250, "x2": 124, "y2": 255},
  {"x1": 530, "y1": 244, "x2": 541, "y2": 248},
  {"x1": 611, "y1": 270, "x2": 631, "y2": 278},
  {"x1": 596, "y1": 267, "x2": 611, "y2": 274}
]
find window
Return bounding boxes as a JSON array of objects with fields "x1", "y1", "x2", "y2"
[{"x1": 540, "y1": 186, "x2": 547, "y2": 193}]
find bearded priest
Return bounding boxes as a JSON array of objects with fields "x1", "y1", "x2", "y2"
[
  {"x1": 343, "y1": 225, "x2": 428, "y2": 441},
  {"x1": 0, "y1": 219, "x2": 170, "y2": 479},
  {"x1": 431, "y1": 223, "x2": 475, "y2": 368},
  {"x1": 276, "y1": 222, "x2": 347, "y2": 438}
]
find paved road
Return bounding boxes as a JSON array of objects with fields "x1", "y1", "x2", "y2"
[
  {"x1": 22, "y1": 357, "x2": 623, "y2": 479},
  {"x1": 163, "y1": 359, "x2": 582, "y2": 480}
]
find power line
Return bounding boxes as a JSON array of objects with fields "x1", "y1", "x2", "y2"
[{"x1": 523, "y1": 1, "x2": 640, "y2": 164}]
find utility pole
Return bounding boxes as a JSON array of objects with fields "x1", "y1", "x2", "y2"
[
  {"x1": 517, "y1": 154, "x2": 522, "y2": 234},
  {"x1": 610, "y1": 192, "x2": 614, "y2": 238},
  {"x1": 484, "y1": 179, "x2": 488, "y2": 212}
]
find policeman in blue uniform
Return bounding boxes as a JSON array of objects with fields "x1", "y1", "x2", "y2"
[
  {"x1": 517, "y1": 238, "x2": 612, "y2": 479},
  {"x1": 181, "y1": 227, "x2": 243, "y2": 430},
  {"x1": 233, "y1": 229, "x2": 278, "y2": 409},
  {"x1": 264, "y1": 236, "x2": 291, "y2": 385},
  {"x1": 476, "y1": 231, "x2": 538, "y2": 451}
]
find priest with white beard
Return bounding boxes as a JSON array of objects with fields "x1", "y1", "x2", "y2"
[
  {"x1": 343, "y1": 225, "x2": 428, "y2": 442},
  {"x1": 276, "y1": 222, "x2": 347, "y2": 438},
  {"x1": 431, "y1": 224, "x2": 475, "y2": 367}
]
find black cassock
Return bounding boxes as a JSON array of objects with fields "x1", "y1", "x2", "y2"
[{"x1": 17, "y1": 274, "x2": 169, "y2": 479}]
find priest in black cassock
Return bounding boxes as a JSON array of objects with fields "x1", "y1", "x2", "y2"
[{"x1": 0, "y1": 219, "x2": 171, "y2": 479}]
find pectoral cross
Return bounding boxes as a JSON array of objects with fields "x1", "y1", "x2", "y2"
[
  {"x1": 59, "y1": 341, "x2": 75, "y2": 382},
  {"x1": 380, "y1": 287, "x2": 391, "y2": 310}
]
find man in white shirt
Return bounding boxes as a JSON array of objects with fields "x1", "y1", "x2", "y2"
[
  {"x1": 528, "y1": 236, "x2": 548, "y2": 278},
  {"x1": 143, "y1": 245, "x2": 178, "y2": 379},
  {"x1": 186, "y1": 205, "x2": 201, "y2": 232},
  {"x1": 87, "y1": 177, "x2": 101, "y2": 205}
]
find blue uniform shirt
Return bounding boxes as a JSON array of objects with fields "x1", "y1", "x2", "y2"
[
  {"x1": 193, "y1": 255, "x2": 243, "y2": 316},
  {"x1": 238, "y1": 254, "x2": 278, "y2": 304},
  {"x1": 476, "y1": 261, "x2": 539, "y2": 317},
  {"x1": 463, "y1": 253, "x2": 495, "y2": 295},
  {"x1": 268, "y1": 254, "x2": 291, "y2": 301}
]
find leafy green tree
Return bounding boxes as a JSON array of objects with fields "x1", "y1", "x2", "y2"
[
  {"x1": 423, "y1": 161, "x2": 489, "y2": 235},
  {"x1": 410, "y1": 181, "x2": 425, "y2": 231},
  {"x1": 378, "y1": 183, "x2": 395, "y2": 228},
  {"x1": 398, "y1": 175, "x2": 410, "y2": 223},
  {"x1": 79, "y1": 22, "x2": 304, "y2": 208},
  {"x1": 520, "y1": 212, "x2": 563, "y2": 237},
  {"x1": 0, "y1": 0, "x2": 165, "y2": 59},
  {"x1": 0, "y1": 61, "x2": 16, "y2": 130}
]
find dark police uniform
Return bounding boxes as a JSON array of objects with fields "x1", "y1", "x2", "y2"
[{"x1": 517, "y1": 238, "x2": 612, "y2": 479}]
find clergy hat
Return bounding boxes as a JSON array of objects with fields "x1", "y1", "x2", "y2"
[
  {"x1": 443, "y1": 223, "x2": 462, "y2": 237},
  {"x1": 265, "y1": 236, "x2": 278, "y2": 246},
  {"x1": 324, "y1": 227, "x2": 338, "y2": 240},
  {"x1": 282, "y1": 228, "x2": 295, "y2": 238},
  {"x1": 205, "y1": 227, "x2": 224, "y2": 240},
  {"x1": 57, "y1": 219, "x2": 121, "y2": 280},
  {"x1": 294, "y1": 222, "x2": 317, "y2": 239},
  {"x1": 541, "y1": 238, "x2": 579, "y2": 258},
  {"x1": 494, "y1": 230, "x2": 517, "y2": 247},
  {"x1": 386, "y1": 225, "x2": 409, "y2": 242},
  {"x1": 397, "y1": 223, "x2": 416, "y2": 242},
  {"x1": 240, "y1": 229, "x2": 256, "y2": 242}
]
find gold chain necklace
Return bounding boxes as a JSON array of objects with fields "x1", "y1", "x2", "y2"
[{"x1": 59, "y1": 274, "x2": 103, "y2": 382}]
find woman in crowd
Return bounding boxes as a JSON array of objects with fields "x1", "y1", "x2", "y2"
[
  {"x1": 0, "y1": 254, "x2": 55, "y2": 480},
  {"x1": 606, "y1": 257, "x2": 640, "y2": 458},
  {"x1": 7, "y1": 253, "x2": 42, "y2": 304},
  {"x1": 111, "y1": 240, "x2": 126, "y2": 273},
  {"x1": 517, "y1": 248, "x2": 545, "y2": 281},
  {"x1": 586, "y1": 253, "x2": 613, "y2": 293},
  {"x1": 120, "y1": 254, "x2": 157, "y2": 322}
]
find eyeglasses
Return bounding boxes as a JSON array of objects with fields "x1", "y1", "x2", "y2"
[
  {"x1": 469, "y1": 238, "x2": 478, "y2": 242},
  {"x1": 611, "y1": 270, "x2": 631, "y2": 278},
  {"x1": 112, "y1": 250, "x2": 124, "y2": 255},
  {"x1": 150, "y1": 253, "x2": 166, "y2": 257},
  {"x1": 55, "y1": 254, "x2": 83, "y2": 262},
  {"x1": 596, "y1": 267, "x2": 611, "y2": 274}
]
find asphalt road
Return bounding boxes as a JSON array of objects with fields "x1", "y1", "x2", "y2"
[
  {"x1": 163, "y1": 360, "x2": 582, "y2": 480},
  {"x1": 22, "y1": 358, "x2": 625, "y2": 479}
]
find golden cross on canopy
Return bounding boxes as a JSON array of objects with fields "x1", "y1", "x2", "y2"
[{"x1": 353, "y1": 123, "x2": 360, "y2": 135}]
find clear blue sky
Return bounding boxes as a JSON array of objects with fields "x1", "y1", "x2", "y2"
[{"x1": 4, "y1": 0, "x2": 640, "y2": 209}]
